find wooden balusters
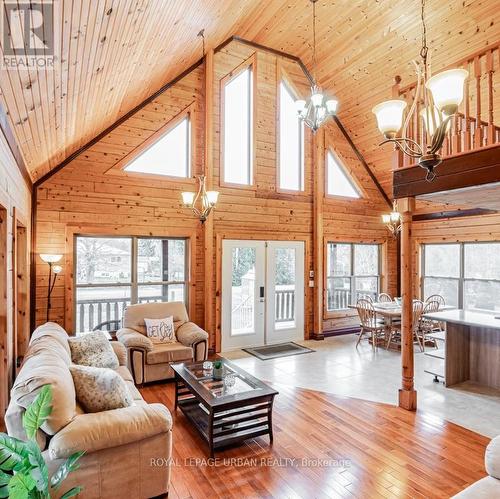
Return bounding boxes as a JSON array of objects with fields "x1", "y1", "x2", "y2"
[{"x1": 473, "y1": 56, "x2": 483, "y2": 148}]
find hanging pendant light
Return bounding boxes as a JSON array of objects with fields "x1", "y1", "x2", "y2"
[
  {"x1": 381, "y1": 203, "x2": 402, "y2": 238},
  {"x1": 372, "y1": 0, "x2": 468, "y2": 181},
  {"x1": 295, "y1": 0, "x2": 338, "y2": 132},
  {"x1": 182, "y1": 175, "x2": 219, "y2": 223}
]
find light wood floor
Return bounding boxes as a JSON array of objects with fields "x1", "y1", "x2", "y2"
[{"x1": 140, "y1": 382, "x2": 488, "y2": 499}]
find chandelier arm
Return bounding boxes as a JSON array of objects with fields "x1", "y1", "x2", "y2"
[
  {"x1": 429, "y1": 115, "x2": 453, "y2": 154},
  {"x1": 379, "y1": 137, "x2": 423, "y2": 158}
]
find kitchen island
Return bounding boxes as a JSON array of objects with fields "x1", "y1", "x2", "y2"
[{"x1": 423, "y1": 309, "x2": 500, "y2": 389}]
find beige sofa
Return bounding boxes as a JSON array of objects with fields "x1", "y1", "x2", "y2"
[
  {"x1": 5, "y1": 322, "x2": 172, "y2": 499},
  {"x1": 452, "y1": 436, "x2": 500, "y2": 497},
  {"x1": 116, "y1": 301, "x2": 208, "y2": 385}
]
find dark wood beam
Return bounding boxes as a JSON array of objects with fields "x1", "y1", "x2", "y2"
[
  {"x1": 412, "y1": 208, "x2": 497, "y2": 221},
  {"x1": 393, "y1": 145, "x2": 500, "y2": 199}
]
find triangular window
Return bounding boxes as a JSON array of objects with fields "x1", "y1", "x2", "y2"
[
  {"x1": 326, "y1": 151, "x2": 361, "y2": 198},
  {"x1": 124, "y1": 115, "x2": 191, "y2": 177}
]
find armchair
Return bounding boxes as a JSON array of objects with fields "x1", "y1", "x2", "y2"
[{"x1": 116, "y1": 301, "x2": 208, "y2": 385}]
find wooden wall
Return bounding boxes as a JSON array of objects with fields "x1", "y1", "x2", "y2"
[
  {"x1": 34, "y1": 39, "x2": 396, "y2": 349},
  {"x1": 0, "y1": 132, "x2": 31, "y2": 419}
]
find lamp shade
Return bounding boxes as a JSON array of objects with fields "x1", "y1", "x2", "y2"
[
  {"x1": 181, "y1": 191, "x2": 195, "y2": 206},
  {"x1": 40, "y1": 254, "x2": 62, "y2": 263},
  {"x1": 295, "y1": 99, "x2": 307, "y2": 115},
  {"x1": 52, "y1": 265, "x2": 63, "y2": 274},
  {"x1": 326, "y1": 99, "x2": 338, "y2": 114},
  {"x1": 425, "y1": 68, "x2": 468, "y2": 115},
  {"x1": 311, "y1": 92, "x2": 323, "y2": 107},
  {"x1": 382, "y1": 214, "x2": 391, "y2": 224},
  {"x1": 390, "y1": 212, "x2": 401, "y2": 223},
  {"x1": 206, "y1": 190, "x2": 219, "y2": 206},
  {"x1": 372, "y1": 100, "x2": 407, "y2": 138}
]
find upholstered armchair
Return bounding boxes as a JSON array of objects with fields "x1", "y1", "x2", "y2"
[{"x1": 116, "y1": 301, "x2": 208, "y2": 385}]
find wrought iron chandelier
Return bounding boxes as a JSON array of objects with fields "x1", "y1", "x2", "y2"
[
  {"x1": 181, "y1": 175, "x2": 219, "y2": 223},
  {"x1": 295, "y1": 0, "x2": 338, "y2": 132},
  {"x1": 372, "y1": 0, "x2": 468, "y2": 181},
  {"x1": 381, "y1": 203, "x2": 402, "y2": 238}
]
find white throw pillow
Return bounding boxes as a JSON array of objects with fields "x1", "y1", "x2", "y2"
[
  {"x1": 144, "y1": 316, "x2": 175, "y2": 343},
  {"x1": 68, "y1": 331, "x2": 119, "y2": 369},
  {"x1": 70, "y1": 365, "x2": 133, "y2": 413}
]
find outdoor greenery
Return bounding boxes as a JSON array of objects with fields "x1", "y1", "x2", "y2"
[{"x1": 0, "y1": 385, "x2": 84, "y2": 499}]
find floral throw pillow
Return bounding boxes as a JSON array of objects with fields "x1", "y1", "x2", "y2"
[
  {"x1": 144, "y1": 316, "x2": 175, "y2": 343},
  {"x1": 70, "y1": 365, "x2": 133, "y2": 413},
  {"x1": 68, "y1": 330, "x2": 119, "y2": 369}
]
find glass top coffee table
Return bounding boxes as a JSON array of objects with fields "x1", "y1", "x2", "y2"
[{"x1": 171, "y1": 359, "x2": 278, "y2": 457}]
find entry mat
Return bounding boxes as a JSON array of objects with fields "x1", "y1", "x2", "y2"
[{"x1": 243, "y1": 342, "x2": 314, "y2": 360}]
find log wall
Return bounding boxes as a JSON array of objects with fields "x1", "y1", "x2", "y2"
[{"x1": 34, "y1": 40, "x2": 396, "y2": 348}]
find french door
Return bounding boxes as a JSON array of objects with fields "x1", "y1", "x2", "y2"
[{"x1": 221, "y1": 240, "x2": 304, "y2": 350}]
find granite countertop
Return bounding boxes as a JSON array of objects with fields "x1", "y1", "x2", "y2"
[{"x1": 423, "y1": 309, "x2": 500, "y2": 330}]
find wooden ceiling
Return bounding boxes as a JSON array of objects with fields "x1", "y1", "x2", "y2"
[{"x1": 1, "y1": 0, "x2": 499, "y2": 192}]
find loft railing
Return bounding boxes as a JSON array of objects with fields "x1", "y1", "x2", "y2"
[{"x1": 394, "y1": 41, "x2": 500, "y2": 168}]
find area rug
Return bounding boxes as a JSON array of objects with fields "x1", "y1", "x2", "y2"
[{"x1": 243, "y1": 342, "x2": 314, "y2": 360}]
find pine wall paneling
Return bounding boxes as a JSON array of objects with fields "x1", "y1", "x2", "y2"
[
  {"x1": 34, "y1": 39, "x2": 396, "y2": 349},
  {"x1": 0, "y1": 132, "x2": 31, "y2": 419}
]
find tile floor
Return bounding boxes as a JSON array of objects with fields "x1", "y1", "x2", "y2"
[{"x1": 222, "y1": 334, "x2": 500, "y2": 438}]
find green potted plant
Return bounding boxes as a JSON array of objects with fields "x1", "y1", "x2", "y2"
[
  {"x1": 0, "y1": 385, "x2": 84, "y2": 499},
  {"x1": 212, "y1": 360, "x2": 224, "y2": 380}
]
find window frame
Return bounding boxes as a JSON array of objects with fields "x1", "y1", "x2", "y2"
[
  {"x1": 220, "y1": 56, "x2": 256, "y2": 189},
  {"x1": 276, "y1": 72, "x2": 305, "y2": 194},
  {"x1": 74, "y1": 235, "x2": 189, "y2": 332},
  {"x1": 114, "y1": 106, "x2": 194, "y2": 181},
  {"x1": 325, "y1": 242, "x2": 381, "y2": 312},
  {"x1": 325, "y1": 147, "x2": 364, "y2": 200},
  {"x1": 421, "y1": 241, "x2": 500, "y2": 311}
]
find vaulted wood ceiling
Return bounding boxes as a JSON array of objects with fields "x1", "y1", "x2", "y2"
[{"x1": 1, "y1": 0, "x2": 499, "y2": 194}]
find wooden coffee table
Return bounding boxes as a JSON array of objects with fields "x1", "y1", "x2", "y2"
[{"x1": 171, "y1": 359, "x2": 278, "y2": 457}]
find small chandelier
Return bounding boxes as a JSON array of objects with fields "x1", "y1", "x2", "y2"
[
  {"x1": 382, "y1": 204, "x2": 402, "y2": 238},
  {"x1": 372, "y1": 0, "x2": 468, "y2": 181},
  {"x1": 295, "y1": 0, "x2": 338, "y2": 132},
  {"x1": 181, "y1": 175, "x2": 219, "y2": 223}
]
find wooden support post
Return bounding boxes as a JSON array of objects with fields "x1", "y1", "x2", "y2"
[
  {"x1": 397, "y1": 197, "x2": 416, "y2": 411},
  {"x1": 204, "y1": 49, "x2": 215, "y2": 348},
  {"x1": 312, "y1": 128, "x2": 325, "y2": 340}
]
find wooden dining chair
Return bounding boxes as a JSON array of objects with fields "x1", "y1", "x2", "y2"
[
  {"x1": 419, "y1": 299, "x2": 441, "y2": 350},
  {"x1": 426, "y1": 294, "x2": 445, "y2": 307},
  {"x1": 378, "y1": 293, "x2": 392, "y2": 303},
  {"x1": 386, "y1": 300, "x2": 425, "y2": 351},
  {"x1": 355, "y1": 298, "x2": 385, "y2": 350}
]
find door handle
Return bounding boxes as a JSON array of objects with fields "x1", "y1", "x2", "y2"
[{"x1": 259, "y1": 286, "x2": 265, "y2": 301}]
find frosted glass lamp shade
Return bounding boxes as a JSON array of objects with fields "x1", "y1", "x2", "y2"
[
  {"x1": 390, "y1": 212, "x2": 401, "y2": 223},
  {"x1": 295, "y1": 99, "x2": 307, "y2": 115},
  {"x1": 181, "y1": 191, "x2": 195, "y2": 206},
  {"x1": 40, "y1": 254, "x2": 62, "y2": 263},
  {"x1": 372, "y1": 100, "x2": 407, "y2": 139},
  {"x1": 206, "y1": 191, "x2": 219, "y2": 206},
  {"x1": 381, "y1": 214, "x2": 391, "y2": 224},
  {"x1": 425, "y1": 69, "x2": 468, "y2": 116},
  {"x1": 326, "y1": 99, "x2": 338, "y2": 114},
  {"x1": 52, "y1": 265, "x2": 63, "y2": 274},
  {"x1": 311, "y1": 92, "x2": 323, "y2": 107}
]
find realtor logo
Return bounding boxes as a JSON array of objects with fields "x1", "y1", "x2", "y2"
[{"x1": 2, "y1": 1, "x2": 55, "y2": 70}]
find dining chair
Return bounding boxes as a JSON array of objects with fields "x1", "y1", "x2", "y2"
[
  {"x1": 357, "y1": 294, "x2": 373, "y2": 303},
  {"x1": 378, "y1": 293, "x2": 392, "y2": 303},
  {"x1": 426, "y1": 294, "x2": 445, "y2": 307},
  {"x1": 355, "y1": 298, "x2": 385, "y2": 350},
  {"x1": 419, "y1": 299, "x2": 441, "y2": 350},
  {"x1": 386, "y1": 300, "x2": 425, "y2": 351}
]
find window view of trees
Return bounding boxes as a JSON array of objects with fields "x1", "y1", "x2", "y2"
[
  {"x1": 423, "y1": 242, "x2": 500, "y2": 312},
  {"x1": 75, "y1": 236, "x2": 187, "y2": 332},
  {"x1": 326, "y1": 243, "x2": 380, "y2": 310}
]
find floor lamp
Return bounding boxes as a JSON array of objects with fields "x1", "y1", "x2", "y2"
[{"x1": 40, "y1": 254, "x2": 63, "y2": 322}]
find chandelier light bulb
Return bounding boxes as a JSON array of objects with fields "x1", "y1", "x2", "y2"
[{"x1": 425, "y1": 68, "x2": 469, "y2": 116}]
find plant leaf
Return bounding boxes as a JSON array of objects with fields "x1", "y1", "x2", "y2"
[
  {"x1": 60, "y1": 486, "x2": 82, "y2": 499},
  {"x1": 22, "y1": 385, "x2": 53, "y2": 440},
  {"x1": 7, "y1": 472, "x2": 36, "y2": 499},
  {"x1": 0, "y1": 470, "x2": 10, "y2": 499},
  {"x1": 50, "y1": 451, "x2": 84, "y2": 489},
  {"x1": 25, "y1": 441, "x2": 48, "y2": 492},
  {"x1": 0, "y1": 434, "x2": 28, "y2": 471}
]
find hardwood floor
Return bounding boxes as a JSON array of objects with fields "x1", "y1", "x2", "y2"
[{"x1": 140, "y1": 382, "x2": 488, "y2": 499}]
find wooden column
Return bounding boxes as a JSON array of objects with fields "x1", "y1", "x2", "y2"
[
  {"x1": 312, "y1": 128, "x2": 325, "y2": 340},
  {"x1": 397, "y1": 197, "x2": 416, "y2": 410},
  {"x1": 204, "y1": 49, "x2": 215, "y2": 348}
]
